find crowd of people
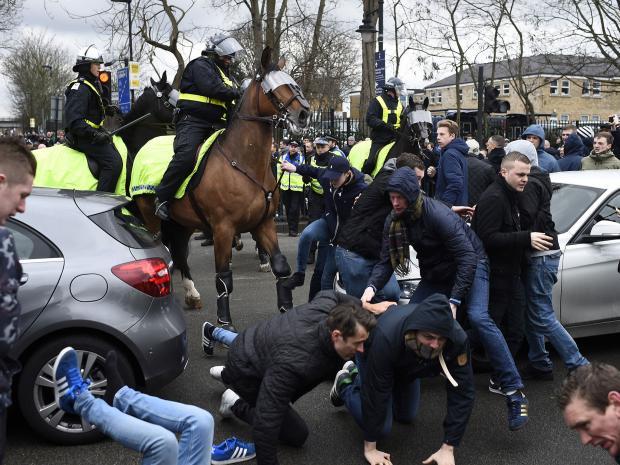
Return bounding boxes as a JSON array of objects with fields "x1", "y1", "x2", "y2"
[{"x1": 2, "y1": 43, "x2": 620, "y2": 465}]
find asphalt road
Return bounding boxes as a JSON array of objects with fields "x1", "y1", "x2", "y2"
[{"x1": 6, "y1": 232, "x2": 619, "y2": 465}]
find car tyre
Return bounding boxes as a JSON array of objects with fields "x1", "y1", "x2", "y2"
[{"x1": 16, "y1": 334, "x2": 136, "y2": 445}]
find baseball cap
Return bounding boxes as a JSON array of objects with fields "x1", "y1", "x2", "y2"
[
  {"x1": 323, "y1": 156, "x2": 350, "y2": 180},
  {"x1": 314, "y1": 136, "x2": 328, "y2": 145},
  {"x1": 289, "y1": 140, "x2": 300, "y2": 147}
]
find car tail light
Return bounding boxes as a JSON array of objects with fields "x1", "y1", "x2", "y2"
[{"x1": 112, "y1": 258, "x2": 171, "y2": 297}]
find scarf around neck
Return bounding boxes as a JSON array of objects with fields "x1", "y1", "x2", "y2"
[{"x1": 388, "y1": 193, "x2": 423, "y2": 274}]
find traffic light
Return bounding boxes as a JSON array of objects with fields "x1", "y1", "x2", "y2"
[
  {"x1": 483, "y1": 85, "x2": 510, "y2": 113},
  {"x1": 98, "y1": 70, "x2": 112, "y2": 103}
]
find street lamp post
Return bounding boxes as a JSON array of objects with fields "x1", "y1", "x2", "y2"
[
  {"x1": 111, "y1": 0, "x2": 134, "y2": 102},
  {"x1": 356, "y1": 17, "x2": 377, "y2": 136}
]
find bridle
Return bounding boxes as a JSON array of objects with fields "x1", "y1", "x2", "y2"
[
  {"x1": 152, "y1": 85, "x2": 178, "y2": 111},
  {"x1": 407, "y1": 108, "x2": 433, "y2": 151}
]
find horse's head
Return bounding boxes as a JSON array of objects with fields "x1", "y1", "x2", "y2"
[
  {"x1": 147, "y1": 71, "x2": 178, "y2": 124},
  {"x1": 404, "y1": 96, "x2": 433, "y2": 149},
  {"x1": 252, "y1": 47, "x2": 310, "y2": 135}
]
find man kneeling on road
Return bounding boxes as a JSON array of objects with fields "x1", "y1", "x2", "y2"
[
  {"x1": 201, "y1": 291, "x2": 382, "y2": 465},
  {"x1": 330, "y1": 294, "x2": 474, "y2": 465}
]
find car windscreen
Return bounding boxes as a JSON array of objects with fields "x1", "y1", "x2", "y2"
[
  {"x1": 89, "y1": 206, "x2": 158, "y2": 249},
  {"x1": 551, "y1": 183, "x2": 605, "y2": 234}
]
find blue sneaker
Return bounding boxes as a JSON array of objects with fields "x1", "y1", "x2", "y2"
[
  {"x1": 53, "y1": 347, "x2": 91, "y2": 414},
  {"x1": 212, "y1": 437, "x2": 256, "y2": 464},
  {"x1": 506, "y1": 391, "x2": 529, "y2": 431}
]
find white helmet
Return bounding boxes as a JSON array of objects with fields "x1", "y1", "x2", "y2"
[
  {"x1": 73, "y1": 45, "x2": 104, "y2": 72},
  {"x1": 206, "y1": 33, "x2": 244, "y2": 58}
]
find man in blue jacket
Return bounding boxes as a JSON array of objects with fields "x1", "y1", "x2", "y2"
[
  {"x1": 558, "y1": 133, "x2": 585, "y2": 171},
  {"x1": 435, "y1": 119, "x2": 469, "y2": 207},
  {"x1": 331, "y1": 294, "x2": 474, "y2": 465},
  {"x1": 361, "y1": 167, "x2": 529, "y2": 433},
  {"x1": 521, "y1": 124, "x2": 560, "y2": 173}
]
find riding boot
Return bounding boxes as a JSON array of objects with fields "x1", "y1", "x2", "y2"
[
  {"x1": 276, "y1": 278, "x2": 294, "y2": 313},
  {"x1": 215, "y1": 271, "x2": 236, "y2": 332}
]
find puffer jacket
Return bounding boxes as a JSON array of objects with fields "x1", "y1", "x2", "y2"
[
  {"x1": 436, "y1": 138, "x2": 469, "y2": 206},
  {"x1": 558, "y1": 133, "x2": 584, "y2": 171}
]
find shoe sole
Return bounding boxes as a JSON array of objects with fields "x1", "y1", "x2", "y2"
[
  {"x1": 488, "y1": 385, "x2": 506, "y2": 396},
  {"x1": 53, "y1": 347, "x2": 77, "y2": 409},
  {"x1": 212, "y1": 452, "x2": 257, "y2": 464},
  {"x1": 330, "y1": 369, "x2": 350, "y2": 407}
]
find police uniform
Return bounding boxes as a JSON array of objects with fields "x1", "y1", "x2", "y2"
[
  {"x1": 155, "y1": 54, "x2": 240, "y2": 203},
  {"x1": 363, "y1": 91, "x2": 403, "y2": 175},
  {"x1": 277, "y1": 146, "x2": 305, "y2": 236},
  {"x1": 65, "y1": 74, "x2": 122, "y2": 193}
]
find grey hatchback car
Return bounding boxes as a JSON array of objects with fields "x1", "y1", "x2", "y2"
[{"x1": 7, "y1": 188, "x2": 188, "y2": 445}]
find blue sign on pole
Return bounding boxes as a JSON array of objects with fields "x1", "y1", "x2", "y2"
[
  {"x1": 117, "y1": 67, "x2": 131, "y2": 114},
  {"x1": 375, "y1": 50, "x2": 386, "y2": 94}
]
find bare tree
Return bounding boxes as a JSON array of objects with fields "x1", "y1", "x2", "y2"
[
  {"x1": 1, "y1": 31, "x2": 73, "y2": 128},
  {"x1": 0, "y1": 0, "x2": 24, "y2": 47}
]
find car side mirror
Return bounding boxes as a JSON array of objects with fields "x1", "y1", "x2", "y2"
[{"x1": 581, "y1": 220, "x2": 620, "y2": 243}]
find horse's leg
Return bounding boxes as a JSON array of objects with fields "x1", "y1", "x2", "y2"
[
  {"x1": 252, "y1": 220, "x2": 292, "y2": 313},
  {"x1": 232, "y1": 234, "x2": 244, "y2": 251},
  {"x1": 212, "y1": 223, "x2": 236, "y2": 331},
  {"x1": 161, "y1": 220, "x2": 201, "y2": 309},
  {"x1": 251, "y1": 234, "x2": 271, "y2": 273}
]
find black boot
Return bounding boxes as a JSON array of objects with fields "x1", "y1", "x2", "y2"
[
  {"x1": 216, "y1": 271, "x2": 236, "y2": 332},
  {"x1": 281, "y1": 271, "x2": 305, "y2": 290}
]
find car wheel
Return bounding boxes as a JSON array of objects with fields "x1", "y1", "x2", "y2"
[{"x1": 17, "y1": 335, "x2": 136, "y2": 445}]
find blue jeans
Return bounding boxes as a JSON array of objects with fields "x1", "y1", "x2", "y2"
[
  {"x1": 411, "y1": 259, "x2": 523, "y2": 392},
  {"x1": 75, "y1": 386, "x2": 214, "y2": 465},
  {"x1": 523, "y1": 253, "x2": 589, "y2": 371},
  {"x1": 334, "y1": 246, "x2": 401, "y2": 302},
  {"x1": 296, "y1": 217, "x2": 330, "y2": 274},
  {"x1": 340, "y1": 354, "x2": 420, "y2": 437},
  {"x1": 213, "y1": 326, "x2": 238, "y2": 346}
]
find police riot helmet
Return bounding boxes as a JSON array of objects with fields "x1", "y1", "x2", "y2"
[
  {"x1": 383, "y1": 77, "x2": 406, "y2": 95},
  {"x1": 73, "y1": 45, "x2": 104, "y2": 72},
  {"x1": 203, "y1": 33, "x2": 244, "y2": 59}
]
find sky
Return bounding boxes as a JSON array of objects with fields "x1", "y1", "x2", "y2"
[{"x1": 0, "y1": 0, "x2": 436, "y2": 118}]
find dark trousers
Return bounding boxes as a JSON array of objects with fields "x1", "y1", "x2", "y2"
[
  {"x1": 223, "y1": 372, "x2": 309, "y2": 448},
  {"x1": 0, "y1": 407, "x2": 6, "y2": 465},
  {"x1": 72, "y1": 138, "x2": 123, "y2": 193},
  {"x1": 487, "y1": 274, "x2": 526, "y2": 358},
  {"x1": 156, "y1": 116, "x2": 215, "y2": 201},
  {"x1": 281, "y1": 190, "x2": 303, "y2": 234}
]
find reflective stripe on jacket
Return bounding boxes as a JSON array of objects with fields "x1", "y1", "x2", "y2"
[{"x1": 376, "y1": 95, "x2": 403, "y2": 129}]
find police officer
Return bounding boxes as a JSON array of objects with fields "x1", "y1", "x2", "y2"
[
  {"x1": 277, "y1": 140, "x2": 305, "y2": 236},
  {"x1": 362, "y1": 76, "x2": 405, "y2": 176},
  {"x1": 65, "y1": 45, "x2": 122, "y2": 193},
  {"x1": 155, "y1": 33, "x2": 243, "y2": 220}
]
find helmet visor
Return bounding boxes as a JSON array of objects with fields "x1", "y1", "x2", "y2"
[{"x1": 215, "y1": 37, "x2": 244, "y2": 57}]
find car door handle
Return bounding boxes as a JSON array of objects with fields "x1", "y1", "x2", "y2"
[{"x1": 19, "y1": 273, "x2": 28, "y2": 286}]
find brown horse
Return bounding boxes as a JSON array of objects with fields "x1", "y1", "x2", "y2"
[{"x1": 136, "y1": 47, "x2": 310, "y2": 329}]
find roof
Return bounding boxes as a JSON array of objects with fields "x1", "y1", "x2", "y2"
[{"x1": 425, "y1": 54, "x2": 620, "y2": 89}]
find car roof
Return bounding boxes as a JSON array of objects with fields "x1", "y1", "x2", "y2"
[
  {"x1": 31, "y1": 188, "x2": 129, "y2": 216},
  {"x1": 550, "y1": 169, "x2": 620, "y2": 189}
]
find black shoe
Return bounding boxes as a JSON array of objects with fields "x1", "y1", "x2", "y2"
[
  {"x1": 282, "y1": 272, "x2": 305, "y2": 290},
  {"x1": 202, "y1": 322, "x2": 215, "y2": 356},
  {"x1": 520, "y1": 364, "x2": 553, "y2": 381},
  {"x1": 154, "y1": 199, "x2": 170, "y2": 221}
]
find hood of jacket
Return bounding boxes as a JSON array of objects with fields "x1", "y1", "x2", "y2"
[
  {"x1": 506, "y1": 139, "x2": 539, "y2": 167},
  {"x1": 385, "y1": 166, "x2": 420, "y2": 204},
  {"x1": 522, "y1": 124, "x2": 545, "y2": 146},
  {"x1": 564, "y1": 133, "x2": 585, "y2": 158},
  {"x1": 589, "y1": 149, "x2": 617, "y2": 161},
  {"x1": 401, "y1": 294, "x2": 458, "y2": 343},
  {"x1": 528, "y1": 166, "x2": 552, "y2": 197},
  {"x1": 442, "y1": 138, "x2": 470, "y2": 157},
  {"x1": 487, "y1": 147, "x2": 505, "y2": 164}
]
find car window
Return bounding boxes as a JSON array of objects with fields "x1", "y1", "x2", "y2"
[
  {"x1": 89, "y1": 206, "x2": 158, "y2": 249},
  {"x1": 4, "y1": 219, "x2": 62, "y2": 260},
  {"x1": 551, "y1": 183, "x2": 605, "y2": 234},
  {"x1": 591, "y1": 191, "x2": 620, "y2": 227}
]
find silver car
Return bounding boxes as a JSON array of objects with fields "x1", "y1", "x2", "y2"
[
  {"x1": 550, "y1": 170, "x2": 620, "y2": 338},
  {"x1": 7, "y1": 189, "x2": 188, "y2": 445}
]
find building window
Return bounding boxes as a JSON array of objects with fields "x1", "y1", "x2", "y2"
[
  {"x1": 472, "y1": 87, "x2": 478, "y2": 99},
  {"x1": 561, "y1": 80, "x2": 570, "y2": 95},
  {"x1": 436, "y1": 91, "x2": 442, "y2": 104},
  {"x1": 502, "y1": 82, "x2": 510, "y2": 95},
  {"x1": 550, "y1": 80, "x2": 558, "y2": 95},
  {"x1": 582, "y1": 80, "x2": 590, "y2": 96},
  {"x1": 560, "y1": 114, "x2": 569, "y2": 123},
  {"x1": 593, "y1": 80, "x2": 601, "y2": 96},
  {"x1": 592, "y1": 115, "x2": 600, "y2": 122},
  {"x1": 459, "y1": 88, "x2": 463, "y2": 103},
  {"x1": 430, "y1": 91, "x2": 435, "y2": 105},
  {"x1": 580, "y1": 115, "x2": 589, "y2": 123}
]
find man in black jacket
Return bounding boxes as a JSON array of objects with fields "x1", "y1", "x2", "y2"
[
  {"x1": 471, "y1": 152, "x2": 550, "y2": 376},
  {"x1": 155, "y1": 34, "x2": 242, "y2": 220},
  {"x1": 466, "y1": 149, "x2": 496, "y2": 207},
  {"x1": 64, "y1": 45, "x2": 122, "y2": 193},
  {"x1": 335, "y1": 153, "x2": 425, "y2": 301},
  {"x1": 201, "y1": 291, "x2": 379, "y2": 465},
  {"x1": 331, "y1": 294, "x2": 474, "y2": 465},
  {"x1": 485, "y1": 135, "x2": 506, "y2": 174},
  {"x1": 363, "y1": 77, "x2": 405, "y2": 175}
]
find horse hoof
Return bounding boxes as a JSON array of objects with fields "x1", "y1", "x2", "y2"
[
  {"x1": 218, "y1": 321, "x2": 237, "y2": 332},
  {"x1": 184, "y1": 296, "x2": 202, "y2": 309},
  {"x1": 258, "y1": 262, "x2": 271, "y2": 273},
  {"x1": 235, "y1": 240, "x2": 244, "y2": 251}
]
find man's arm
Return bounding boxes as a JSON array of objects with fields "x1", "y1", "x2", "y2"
[
  {"x1": 193, "y1": 59, "x2": 241, "y2": 101},
  {"x1": 472, "y1": 192, "x2": 530, "y2": 251},
  {"x1": 366, "y1": 98, "x2": 389, "y2": 130}
]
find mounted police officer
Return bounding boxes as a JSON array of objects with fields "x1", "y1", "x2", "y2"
[
  {"x1": 362, "y1": 76, "x2": 405, "y2": 176},
  {"x1": 155, "y1": 33, "x2": 243, "y2": 220},
  {"x1": 65, "y1": 45, "x2": 122, "y2": 193}
]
